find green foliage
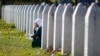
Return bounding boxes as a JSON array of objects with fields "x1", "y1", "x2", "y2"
[
  {"x1": 72, "y1": 0, "x2": 78, "y2": 5},
  {"x1": 50, "y1": 0, "x2": 56, "y2": 3},
  {"x1": 72, "y1": 0, "x2": 76, "y2": 3},
  {"x1": 0, "y1": 19, "x2": 46, "y2": 56},
  {"x1": 53, "y1": 52, "x2": 63, "y2": 56}
]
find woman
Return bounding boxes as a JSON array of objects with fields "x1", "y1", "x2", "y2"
[{"x1": 31, "y1": 18, "x2": 42, "y2": 47}]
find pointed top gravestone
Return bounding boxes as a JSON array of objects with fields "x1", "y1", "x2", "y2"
[
  {"x1": 25, "y1": 5, "x2": 32, "y2": 35},
  {"x1": 84, "y1": 3, "x2": 100, "y2": 56},
  {"x1": 47, "y1": 4, "x2": 56, "y2": 49},
  {"x1": 29, "y1": 5, "x2": 35, "y2": 35},
  {"x1": 20, "y1": 5, "x2": 28, "y2": 32},
  {"x1": 32, "y1": 5, "x2": 40, "y2": 33},
  {"x1": 61, "y1": 3, "x2": 73, "y2": 55},
  {"x1": 37, "y1": 5, "x2": 44, "y2": 19},
  {"x1": 72, "y1": 3, "x2": 87, "y2": 56},
  {"x1": 53, "y1": 4, "x2": 65, "y2": 51},
  {"x1": 21, "y1": 5, "x2": 29, "y2": 32},
  {"x1": 41, "y1": 4, "x2": 50, "y2": 49},
  {"x1": 33, "y1": 5, "x2": 39, "y2": 21}
]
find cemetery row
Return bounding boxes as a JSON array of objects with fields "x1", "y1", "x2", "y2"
[{"x1": 1, "y1": 3, "x2": 100, "y2": 56}]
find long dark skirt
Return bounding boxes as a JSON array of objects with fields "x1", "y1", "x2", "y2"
[{"x1": 32, "y1": 37, "x2": 41, "y2": 47}]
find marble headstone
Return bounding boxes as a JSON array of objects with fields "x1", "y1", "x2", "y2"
[
  {"x1": 72, "y1": 3, "x2": 87, "y2": 56},
  {"x1": 61, "y1": 3, "x2": 73, "y2": 55},
  {"x1": 25, "y1": 5, "x2": 32, "y2": 35},
  {"x1": 84, "y1": 3, "x2": 100, "y2": 56},
  {"x1": 47, "y1": 4, "x2": 56, "y2": 49},
  {"x1": 28, "y1": 5, "x2": 35, "y2": 34},
  {"x1": 41, "y1": 4, "x2": 50, "y2": 49},
  {"x1": 53, "y1": 4, "x2": 65, "y2": 51}
]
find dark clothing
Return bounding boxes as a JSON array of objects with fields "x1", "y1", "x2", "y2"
[{"x1": 32, "y1": 27, "x2": 42, "y2": 47}]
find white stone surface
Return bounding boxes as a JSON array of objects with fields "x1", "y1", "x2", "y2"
[
  {"x1": 17, "y1": 5, "x2": 23, "y2": 30},
  {"x1": 23, "y1": 5, "x2": 30, "y2": 32},
  {"x1": 84, "y1": 3, "x2": 100, "y2": 56},
  {"x1": 37, "y1": 5, "x2": 43, "y2": 19},
  {"x1": 1, "y1": 5, "x2": 5, "y2": 19},
  {"x1": 47, "y1": 4, "x2": 56, "y2": 49},
  {"x1": 20, "y1": 5, "x2": 26, "y2": 32},
  {"x1": 21, "y1": 5, "x2": 29, "y2": 32},
  {"x1": 41, "y1": 4, "x2": 50, "y2": 49},
  {"x1": 19, "y1": 5, "x2": 25, "y2": 31},
  {"x1": 28, "y1": 5, "x2": 35, "y2": 34},
  {"x1": 14, "y1": 5, "x2": 18, "y2": 28},
  {"x1": 72, "y1": 3, "x2": 87, "y2": 56},
  {"x1": 16, "y1": 5, "x2": 21, "y2": 29},
  {"x1": 25, "y1": 5, "x2": 32, "y2": 35},
  {"x1": 53, "y1": 4, "x2": 65, "y2": 51},
  {"x1": 61, "y1": 3, "x2": 73, "y2": 55},
  {"x1": 32, "y1": 5, "x2": 39, "y2": 32}
]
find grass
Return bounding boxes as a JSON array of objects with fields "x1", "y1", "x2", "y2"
[{"x1": 0, "y1": 19, "x2": 63, "y2": 56}]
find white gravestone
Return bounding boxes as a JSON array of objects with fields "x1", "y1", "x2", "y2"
[
  {"x1": 23, "y1": 5, "x2": 30, "y2": 32},
  {"x1": 47, "y1": 4, "x2": 56, "y2": 49},
  {"x1": 37, "y1": 5, "x2": 44, "y2": 19},
  {"x1": 5, "y1": 6, "x2": 8, "y2": 21},
  {"x1": 21, "y1": 5, "x2": 29, "y2": 32},
  {"x1": 28, "y1": 5, "x2": 35, "y2": 34},
  {"x1": 84, "y1": 3, "x2": 100, "y2": 56},
  {"x1": 8, "y1": 5, "x2": 12, "y2": 23},
  {"x1": 61, "y1": 3, "x2": 73, "y2": 55},
  {"x1": 3, "y1": 6, "x2": 6, "y2": 22},
  {"x1": 13, "y1": 5, "x2": 16, "y2": 24},
  {"x1": 16, "y1": 5, "x2": 21, "y2": 29},
  {"x1": 16, "y1": 6, "x2": 21, "y2": 29},
  {"x1": 14, "y1": 5, "x2": 18, "y2": 27},
  {"x1": 4, "y1": 6, "x2": 7, "y2": 21},
  {"x1": 53, "y1": 4, "x2": 65, "y2": 51},
  {"x1": 18, "y1": 5, "x2": 24, "y2": 31},
  {"x1": 6, "y1": 6, "x2": 11, "y2": 23},
  {"x1": 25, "y1": 5, "x2": 32, "y2": 35},
  {"x1": 7, "y1": 5, "x2": 11, "y2": 23},
  {"x1": 17, "y1": 5, "x2": 23, "y2": 30},
  {"x1": 32, "y1": 5, "x2": 40, "y2": 32},
  {"x1": 1, "y1": 5, "x2": 5, "y2": 19},
  {"x1": 33, "y1": 5, "x2": 39, "y2": 21},
  {"x1": 3, "y1": 5, "x2": 5, "y2": 19},
  {"x1": 4, "y1": 5, "x2": 9, "y2": 23},
  {"x1": 10, "y1": 5, "x2": 15, "y2": 24},
  {"x1": 17, "y1": 5, "x2": 21, "y2": 29},
  {"x1": 27, "y1": 5, "x2": 40, "y2": 37},
  {"x1": 13, "y1": 5, "x2": 17, "y2": 24},
  {"x1": 3, "y1": 6, "x2": 6, "y2": 19},
  {"x1": 41, "y1": 4, "x2": 50, "y2": 49},
  {"x1": 72, "y1": 3, "x2": 87, "y2": 56},
  {"x1": 20, "y1": 5, "x2": 26, "y2": 31},
  {"x1": 20, "y1": 5, "x2": 25, "y2": 32}
]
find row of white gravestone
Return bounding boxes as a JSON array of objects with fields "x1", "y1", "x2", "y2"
[
  {"x1": 1, "y1": 5, "x2": 40, "y2": 36},
  {"x1": 2, "y1": 3, "x2": 100, "y2": 56},
  {"x1": 41, "y1": 3, "x2": 100, "y2": 56}
]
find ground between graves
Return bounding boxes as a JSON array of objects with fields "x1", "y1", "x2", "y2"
[{"x1": 0, "y1": 19, "x2": 63, "y2": 56}]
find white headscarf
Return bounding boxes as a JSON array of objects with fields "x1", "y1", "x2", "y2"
[{"x1": 34, "y1": 18, "x2": 42, "y2": 27}]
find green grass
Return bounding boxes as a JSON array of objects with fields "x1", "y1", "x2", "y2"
[{"x1": 0, "y1": 19, "x2": 63, "y2": 56}]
